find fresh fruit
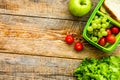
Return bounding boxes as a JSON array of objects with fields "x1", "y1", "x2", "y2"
[
  {"x1": 68, "y1": 0, "x2": 92, "y2": 17},
  {"x1": 92, "y1": 23, "x2": 97, "y2": 29},
  {"x1": 111, "y1": 26, "x2": 119, "y2": 34},
  {"x1": 87, "y1": 15, "x2": 110, "y2": 41},
  {"x1": 101, "y1": 17, "x2": 107, "y2": 23},
  {"x1": 98, "y1": 37, "x2": 106, "y2": 46},
  {"x1": 102, "y1": 23, "x2": 107, "y2": 28},
  {"x1": 65, "y1": 35, "x2": 74, "y2": 44},
  {"x1": 87, "y1": 26, "x2": 93, "y2": 32},
  {"x1": 65, "y1": 35, "x2": 83, "y2": 52},
  {"x1": 100, "y1": 28, "x2": 105, "y2": 32},
  {"x1": 106, "y1": 35, "x2": 116, "y2": 44},
  {"x1": 86, "y1": 14, "x2": 119, "y2": 47},
  {"x1": 106, "y1": 28, "x2": 112, "y2": 36},
  {"x1": 74, "y1": 42, "x2": 83, "y2": 51},
  {"x1": 91, "y1": 36, "x2": 98, "y2": 42},
  {"x1": 98, "y1": 32, "x2": 102, "y2": 38},
  {"x1": 102, "y1": 31, "x2": 107, "y2": 36}
]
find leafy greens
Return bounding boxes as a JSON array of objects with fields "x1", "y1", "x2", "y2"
[{"x1": 74, "y1": 56, "x2": 120, "y2": 80}]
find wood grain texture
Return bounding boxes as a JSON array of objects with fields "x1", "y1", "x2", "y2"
[
  {"x1": 0, "y1": 53, "x2": 81, "y2": 80},
  {"x1": 0, "y1": 0, "x2": 119, "y2": 79},
  {"x1": 0, "y1": 14, "x2": 119, "y2": 59},
  {"x1": 0, "y1": 0, "x2": 98, "y2": 21}
]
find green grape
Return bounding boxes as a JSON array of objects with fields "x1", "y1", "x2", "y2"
[
  {"x1": 104, "y1": 17, "x2": 108, "y2": 20},
  {"x1": 88, "y1": 15, "x2": 110, "y2": 41},
  {"x1": 100, "y1": 16, "x2": 103, "y2": 19},
  {"x1": 94, "y1": 19, "x2": 100, "y2": 24},
  {"x1": 102, "y1": 23, "x2": 107, "y2": 28},
  {"x1": 87, "y1": 26, "x2": 93, "y2": 32},
  {"x1": 92, "y1": 23, "x2": 97, "y2": 29},
  {"x1": 102, "y1": 31, "x2": 108, "y2": 36},
  {"x1": 97, "y1": 24, "x2": 102, "y2": 29},
  {"x1": 91, "y1": 20, "x2": 95, "y2": 24},
  {"x1": 94, "y1": 15, "x2": 99, "y2": 20},
  {"x1": 91, "y1": 36, "x2": 98, "y2": 42},
  {"x1": 98, "y1": 18, "x2": 102, "y2": 23},
  {"x1": 101, "y1": 18, "x2": 107, "y2": 23},
  {"x1": 100, "y1": 28, "x2": 105, "y2": 32},
  {"x1": 106, "y1": 22, "x2": 110, "y2": 27},
  {"x1": 98, "y1": 32, "x2": 103, "y2": 38}
]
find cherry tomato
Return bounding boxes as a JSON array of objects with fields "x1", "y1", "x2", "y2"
[
  {"x1": 98, "y1": 37, "x2": 106, "y2": 46},
  {"x1": 74, "y1": 42, "x2": 83, "y2": 51},
  {"x1": 106, "y1": 28, "x2": 112, "y2": 36},
  {"x1": 65, "y1": 35, "x2": 74, "y2": 44},
  {"x1": 106, "y1": 35, "x2": 116, "y2": 44},
  {"x1": 111, "y1": 26, "x2": 119, "y2": 34}
]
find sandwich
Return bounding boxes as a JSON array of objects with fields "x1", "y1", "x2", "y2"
[{"x1": 102, "y1": 0, "x2": 120, "y2": 22}]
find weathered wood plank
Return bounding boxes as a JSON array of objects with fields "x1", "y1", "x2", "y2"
[
  {"x1": 0, "y1": 75, "x2": 75, "y2": 80},
  {"x1": 0, "y1": 53, "x2": 80, "y2": 80},
  {"x1": 0, "y1": 14, "x2": 119, "y2": 59},
  {"x1": 0, "y1": 0, "x2": 98, "y2": 21}
]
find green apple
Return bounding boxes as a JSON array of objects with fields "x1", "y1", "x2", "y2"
[{"x1": 68, "y1": 0, "x2": 92, "y2": 17}]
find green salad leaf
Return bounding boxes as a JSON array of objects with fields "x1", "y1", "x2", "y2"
[{"x1": 74, "y1": 56, "x2": 120, "y2": 80}]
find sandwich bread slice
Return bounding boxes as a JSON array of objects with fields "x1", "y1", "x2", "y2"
[{"x1": 103, "y1": 0, "x2": 120, "y2": 22}]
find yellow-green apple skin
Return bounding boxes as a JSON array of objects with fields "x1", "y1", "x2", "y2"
[{"x1": 68, "y1": 0, "x2": 92, "y2": 17}]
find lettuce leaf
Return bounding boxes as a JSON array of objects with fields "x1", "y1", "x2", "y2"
[{"x1": 74, "y1": 56, "x2": 120, "y2": 80}]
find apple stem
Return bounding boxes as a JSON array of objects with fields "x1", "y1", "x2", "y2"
[{"x1": 80, "y1": 2, "x2": 86, "y2": 5}]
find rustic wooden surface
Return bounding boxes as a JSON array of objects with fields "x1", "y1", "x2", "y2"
[{"x1": 0, "y1": 0, "x2": 119, "y2": 79}]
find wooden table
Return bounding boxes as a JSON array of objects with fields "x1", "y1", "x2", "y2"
[{"x1": 0, "y1": 0, "x2": 120, "y2": 79}]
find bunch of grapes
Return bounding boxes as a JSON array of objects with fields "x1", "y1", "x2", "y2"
[{"x1": 87, "y1": 15, "x2": 110, "y2": 42}]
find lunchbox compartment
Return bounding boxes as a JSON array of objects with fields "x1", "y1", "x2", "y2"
[{"x1": 83, "y1": 0, "x2": 120, "y2": 52}]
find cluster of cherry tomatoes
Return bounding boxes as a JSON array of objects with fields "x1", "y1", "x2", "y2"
[
  {"x1": 98, "y1": 26, "x2": 119, "y2": 46},
  {"x1": 65, "y1": 25, "x2": 119, "y2": 51},
  {"x1": 65, "y1": 35, "x2": 83, "y2": 51}
]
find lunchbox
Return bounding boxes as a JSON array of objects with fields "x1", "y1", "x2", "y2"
[{"x1": 83, "y1": 0, "x2": 120, "y2": 52}]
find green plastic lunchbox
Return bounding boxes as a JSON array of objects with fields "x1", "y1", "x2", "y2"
[{"x1": 83, "y1": 0, "x2": 120, "y2": 52}]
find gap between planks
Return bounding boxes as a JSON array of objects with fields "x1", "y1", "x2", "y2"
[
  {"x1": 0, "y1": 13, "x2": 86, "y2": 22},
  {"x1": 0, "y1": 51, "x2": 84, "y2": 60}
]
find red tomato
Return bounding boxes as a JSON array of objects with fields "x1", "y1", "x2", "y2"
[
  {"x1": 98, "y1": 37, "x2": 106, "y2": 46},
  {"x1": 74, "y1": 42, "x2": 83, "y2": 51},
  {"x1": 106, "y1": 28, "x2": 112, "y2": 36},
  {"x1": 106, "y1": 35, "x2": 116, "y2": 44},
  {"x1": 65, "y1": 35, "x2": 74, "y2": 44},
  {"x1": 111, "y1": 26, "x2": 119, "y2": 34}
]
